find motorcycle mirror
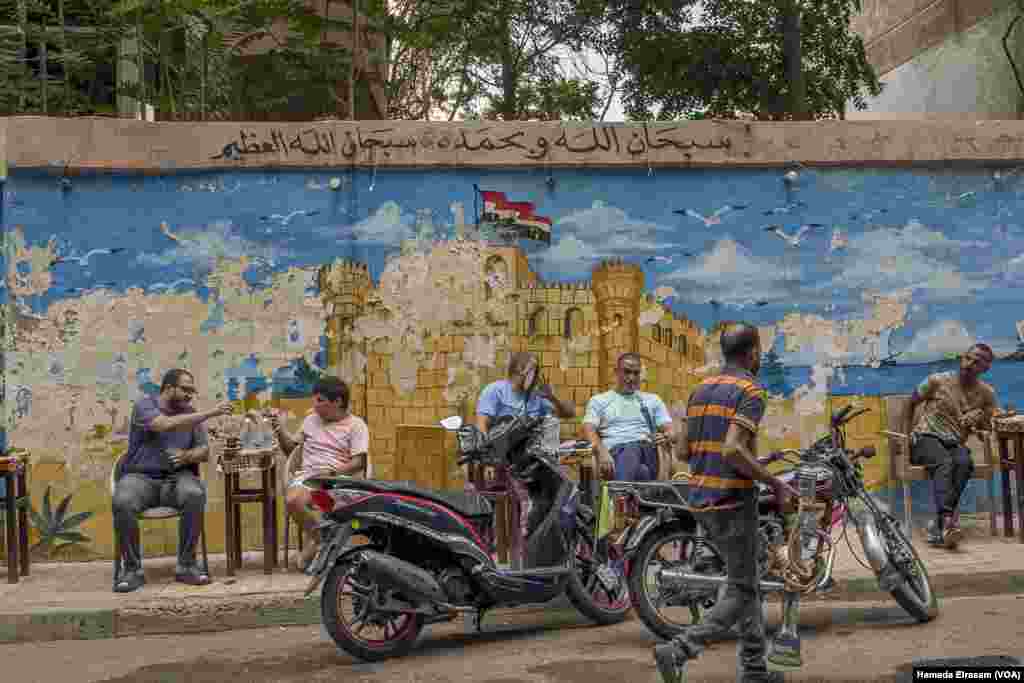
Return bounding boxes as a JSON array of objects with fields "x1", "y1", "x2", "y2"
[{"x1": 440, "y1": 416, "x2": 463, "y2": 431}]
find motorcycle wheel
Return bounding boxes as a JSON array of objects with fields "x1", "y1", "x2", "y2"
[
  {"x1": 627, "y1": 528, "x2": 721, "y2": 641},
  {"x1": 321, "y1": 554, "x2": 425, "y2": 662},
  {"x1": 564, "y1": 535, "x2": 632, "y2": 625},
  {"x1": 883, "y1": 521, "x2": 939, "y2": 623}
]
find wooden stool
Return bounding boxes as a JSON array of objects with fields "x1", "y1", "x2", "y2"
[
  {"x1": 994, "y1": 416, "x2": 1024, "y2": 543},
  {"x1": 1, "y1": 451, "x2": 31, "y2": 584}
]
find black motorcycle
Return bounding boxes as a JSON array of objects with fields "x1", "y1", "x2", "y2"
[{"x1": 300, "y1": 413, "x2": 630, "y2": 661}]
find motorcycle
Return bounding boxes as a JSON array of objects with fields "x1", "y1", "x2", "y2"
[
  {"x1": 299, "y1": 413, "x2": 630, "y2": 662},
  {"x1": 609, "y1": 403, "x2": 938, "y2": 641}
]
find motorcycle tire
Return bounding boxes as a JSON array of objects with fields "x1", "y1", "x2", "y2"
[
  {"x1": 564, "y1": 536, "x2": 632, "y2": 626},
  {"x1": 321, "y1": 555, "x2": 425, "y2": 662},
  {"x1": 627, "y1": 527, "x2": 708, "y2": 641},
  {"x1": 884, "y1": 523, "x2": 939, "y2": 623}
]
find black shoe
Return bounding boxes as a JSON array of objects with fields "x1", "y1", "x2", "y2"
[
  {"x1": 926, "y1": 520, "x2": 943, "y2": 546},
  {"x1": 114, "y1": 569, "x2": 145, "y2": 593},
  {"x1": 654, "y1": 642, "x2": 690, "y2": 683},
  {"x1": 175, "y1": 564, "x2": 211, "y2": 586}
]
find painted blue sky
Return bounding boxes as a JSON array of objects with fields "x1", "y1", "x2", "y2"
[{"x1": 4, "y1": 166, "x2": 1024, "y2": 364}]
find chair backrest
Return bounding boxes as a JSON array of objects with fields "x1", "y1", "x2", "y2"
[{"x1": 883, "y1": 395, "x2": 912, "y2": 480}]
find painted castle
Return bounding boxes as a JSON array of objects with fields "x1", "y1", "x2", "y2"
[{"x1": 312, "y1": 243, "x2": 707, "y2": 488}]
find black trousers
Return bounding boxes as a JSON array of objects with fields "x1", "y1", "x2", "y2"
[{"x1": 910, "y1": 435, "x2": 975, "y2": 519}]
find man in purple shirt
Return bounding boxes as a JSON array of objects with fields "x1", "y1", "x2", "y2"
[{"x1": 112, "y1": 369, "x2": 233, "y2": 593}]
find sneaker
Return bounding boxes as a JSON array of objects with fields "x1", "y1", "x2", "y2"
[
  {"x1": 113, "y1": 568, "x2": 145, "y2": 593},
  {"x1": 942, "y1": 522, "x2": 963, "y2": 550},
  {"x1": 653, "y1": 642, "x2": 689, "y2": 683},
  {"x1": 175, "y1": 564, "x2": 211, "y2": 586},
  {"x1": 767, "y1": 633, "x2": 803, "y2": 670}
]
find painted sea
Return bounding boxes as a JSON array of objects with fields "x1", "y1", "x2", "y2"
[{"x1": 766, "y1": 358, "x2": 1024, "y2": 408}]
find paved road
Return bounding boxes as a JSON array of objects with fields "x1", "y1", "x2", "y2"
[{"x1": 1, "y1": 594, "x2": 1022, "y2": 683}]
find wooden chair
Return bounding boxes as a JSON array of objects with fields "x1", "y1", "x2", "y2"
[
  {"x1": 110, "y1": 453, "x2": 209, "y2": 583},
  {"x1": 279, "y1": 445, "x2": 305, "y2": 570},
  {"x1": 881, "y1": 395, "x2": 999, "y2": 536}
]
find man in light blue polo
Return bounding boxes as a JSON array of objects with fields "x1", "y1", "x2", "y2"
[{"x1": 583, "y1": 352, "x2": 674, "y2": 481}]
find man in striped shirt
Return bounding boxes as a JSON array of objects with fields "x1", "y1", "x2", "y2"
[{"x1": 654, "y1": 323, "x2": 797, "y2": 683}]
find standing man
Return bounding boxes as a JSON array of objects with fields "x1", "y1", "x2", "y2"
[
  {"x1": 902, "y1": 343, "x2": 997, "y2": 549},
  {"x1": 270, "y1": 376, "x2": 370, "y2": 569},
  {"x1": 112, "y1": 369, "x2": 234, "y2": 593},
  {"x1": 583, "y1": 353, "x2": 674, "y2": 482},
  {"x1": 654, "y1": 323, "x2": 797, "y2": 683},
  {"x1": 475, "y1": 352, "x2": 575, "y2": 557}
]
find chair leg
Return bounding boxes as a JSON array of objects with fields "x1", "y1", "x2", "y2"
[
  {"x1": 201, "y1": 519, "x2": 209, "y2": 575},
  {"x1": 903, "y1": 482, "x2": 913, "y2": 534},
  {"x1": 987, "y1": 475, "x2": 999, "y2": 537},
  {"x1": 283, "y1": 506, "x2": 290, "y2": 570},
  {"x1": 113, "y1": 536, "x2": 121, "y2": 586}
]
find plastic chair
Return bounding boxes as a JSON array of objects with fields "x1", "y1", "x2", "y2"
[
  {"x1": 280, "y1": 445, "x2": 305, "y2": 570},
  {"x1": 110, "y1": 452, "x2": 209, "y2": 584}
]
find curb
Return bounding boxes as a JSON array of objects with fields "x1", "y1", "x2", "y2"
[{"x1": 2, "y1": 573, "x2": 1023, "y2": 644}]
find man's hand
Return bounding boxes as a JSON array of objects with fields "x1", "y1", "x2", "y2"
[
  {"x1": 536, "y1": 383, "x2": 555, "y2": 401},
  {"x1": 208, "y1": 401, "x2": 235, "y2": 419},
  {"x1": 960, "y1": 408, "x2": 986, "y2": 430},
  {"x1": 771, "y1": 477, "x2": 800, "y2": 509},
  {"x1": 595, "y1": 445, "x2": 615, "y2": 480},
  {"x1": 166, "y1": 448, "x2": 190, "y2": 469},
  {"x1": 652, "y1": 431, "x2": 671, "y2": 448}
]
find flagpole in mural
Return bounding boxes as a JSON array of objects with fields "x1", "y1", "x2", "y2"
[{"x1": 472, "y1": 185, "x2": 552, "y2": 245}]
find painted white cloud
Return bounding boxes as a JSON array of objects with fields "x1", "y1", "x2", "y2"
[
  {"x1": 663, "y1": 238, "x2": 798, "y2": 305},
  {"x1": 536, "y1": 200, "x2": 676, "y2": 273},
  {"x1": 137, "y1": 220, "x2": 287, "y2": 271},
  {"x1": 900, "y1": 319, "x2": 975, "y2": 362},
  {"x1": 825, "y1": 219, "x2": 987, "y2": 299},
  {"x1": 347, "y1": 201, "x2": 416, "y2": 245}
]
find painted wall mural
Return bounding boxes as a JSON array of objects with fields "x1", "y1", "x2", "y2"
[{"x1": 3, "y1": 162, "x2": 1024, "y2": 509}]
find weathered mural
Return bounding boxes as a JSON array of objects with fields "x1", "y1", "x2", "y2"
[{"x1": 3, "y1": 118, "x2": 1024, "y2": 558}]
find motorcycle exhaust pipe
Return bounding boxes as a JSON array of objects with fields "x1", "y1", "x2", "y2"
[
  {"x1": 660, "y1": 568, "x2": 788, "y2": 593},
  {"x1": 359, "y1": 550, "x2": 449, "y2": 604}
]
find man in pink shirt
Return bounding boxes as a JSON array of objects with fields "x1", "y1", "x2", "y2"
[{"x1": 268, "y1": 376, "x2": 369, "y2": 569}]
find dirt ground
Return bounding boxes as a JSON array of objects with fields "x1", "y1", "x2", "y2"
[{"x1": 1, "y1": 594, "x2": 1022, "y2": 683}]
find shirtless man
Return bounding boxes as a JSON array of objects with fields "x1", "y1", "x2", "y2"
[
  {"x1": 902, "y1": 343, "x2": 998, "y2": 549},
  {"x1": 268, "y1": 376, "x2": 369, "y2": 569}
]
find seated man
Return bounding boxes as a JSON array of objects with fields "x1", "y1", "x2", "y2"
[
  {"x1": 901, "y1": 343, "x2": 998, "y2": 549},
  {"x1": 475, "y1": 352, "x2": 575, "y2": 555},
  {"x1": 269, "y1": 376, "x2": 369, "y2": 569},
  {"x1": 112, "y1": 368, "x2": 234, "y2": 593},
  {"x1": 583, "y1": 353, "x2": 673, "y2": 482}
]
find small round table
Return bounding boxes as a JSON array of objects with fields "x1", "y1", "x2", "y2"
[
  {"x1": 994, "y1": 416, "x2": 1024, "y2": 543},
  {"x1": 217, "y1": 447, "x2": 280, "y2": 575}
]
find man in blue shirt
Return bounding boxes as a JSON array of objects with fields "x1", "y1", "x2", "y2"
[
  {"x1": 583, "y1": 353, "x2": 674, "y2": 482},
  {"x1": 112, "y1": 369, "x2": 234, "y2": 593},
  {"x1": 475, "y1": 352, "x2": 575, "y2": 559}
]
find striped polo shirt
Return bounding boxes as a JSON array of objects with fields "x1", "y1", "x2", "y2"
[{"x1": 685, "y1": 366, "x2": 767, "y2": 509}]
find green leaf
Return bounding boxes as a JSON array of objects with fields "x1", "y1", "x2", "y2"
[
  {"x1": 54, "y1": 531, "x2": 91, "y2": 544},
  {"x1": 42, "y1": 485, "x2": 52, "y2": 523},
  {"x1": 53, "y1": 492, "x2": 72, "y2": 526},
  {"x1": 28, "y1": 506, "x2": 48, "y2": 535},
  {"x1": 59, "y1": 510, "x2": 95, "y2": 531}
]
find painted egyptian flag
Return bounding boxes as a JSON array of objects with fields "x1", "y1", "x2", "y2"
[{"x1": 476, "y1": 188, "x2": 552, "y2": 244}]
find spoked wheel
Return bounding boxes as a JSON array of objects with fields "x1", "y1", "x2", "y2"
[
  {"x1": 627, "y1": 528, "x2": 723, "y2": 641},
  {"x1": 565, "y1": 535, "x2": 632, "y2": 625},
  {"x1": 321, "y1": 555, "x2": 425, "y2": 662},
  {"x1": 881, "y1": 519, "x2": 939, "y2": 622}
]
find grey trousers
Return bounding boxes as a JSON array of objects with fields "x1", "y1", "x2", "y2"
[
  {"x1": 675, "y1": 489, "x2": 771, "y2": 680},
  {"x1": 112, "y1": 472, "x2": 206, "y2": 570}
]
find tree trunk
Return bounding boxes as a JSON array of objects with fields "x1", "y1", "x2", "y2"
[
  {"x1": 16, "y1": 0, "x2": 27, "y2": 111},
  {"x1": 58, "y1": 0, "x2": 69, "y2": 115},
  {"x1": 781, "y1": 0, "x2": 805, "y2": 120},
  {"x1": 349, "y1": 0, "x2": 358, "y2": 119},
  {"x1": 499, "y1": 5, "x2": 516, "y2": 119}
]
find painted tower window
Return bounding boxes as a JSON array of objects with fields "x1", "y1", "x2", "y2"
[{"x1": 484, "y1": 255, "x2": 509, "y2": 300}]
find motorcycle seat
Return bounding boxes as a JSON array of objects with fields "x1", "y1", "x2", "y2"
[{"x1": 328, "y1": 479, "x2": 494, "y2": 518}]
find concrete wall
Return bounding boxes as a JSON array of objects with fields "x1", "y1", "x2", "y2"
[{"x1": 4, "y1": 116, "x2": 1024, "y2": 560}]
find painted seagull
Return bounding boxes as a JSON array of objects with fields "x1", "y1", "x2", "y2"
[
  {"x1": 148, "y1": 278, "x2": 195, "y2": 293},
  {"x1": 829, "y1": 228, "x2": 849, "y2": 252},
  {"x1": 673, "y1": 204, "x2": 748, "y2": 226},
  {"x1": 849, "y1": 208, "x2": 888, "y2": 221},
  {"x1": 51, "y1": 248, "x2": 126, "y2": 267},
  {"x1": 764, "y1": 223, "x2": 824, "y2": 247},
  {"x1": 260, "y1": 209, "x2": 321, "y2": 225},
  {"x1": 763, "y1": 201, "x2": 807, "y2": 216},
  {"x1": 646, "y1": 255, "x2": 674, "y2": 265}
]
